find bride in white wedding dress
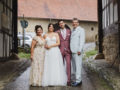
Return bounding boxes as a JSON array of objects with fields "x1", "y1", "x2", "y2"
[{"x1": 42, "y1": 23, "x2": 67, "y2": 86}]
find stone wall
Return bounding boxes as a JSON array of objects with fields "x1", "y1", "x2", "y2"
[
  {"x1": 18, "y1": 17, "x2": 98, "y2": 42},
  {"x1": 103, "y1": 33, "x2": 120, "y2": 68}
]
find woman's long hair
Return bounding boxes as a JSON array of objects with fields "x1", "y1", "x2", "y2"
[{"x1": 48, "y1": 23, "x2": 54, "y2": 32}]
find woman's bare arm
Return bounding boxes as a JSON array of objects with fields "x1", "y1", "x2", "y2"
[
  {"x1": 43, "y1": 34, "x2": 47, "y2": 39},
  {"x1": 31, "y1": 39, "x2": 37, "y2": 60}
]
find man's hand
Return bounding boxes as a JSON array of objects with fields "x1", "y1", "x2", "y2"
[{"x1": 77, "y1": 52, "x2": 81, "y2": 55}]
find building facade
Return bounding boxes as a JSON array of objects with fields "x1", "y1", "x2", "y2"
[
  {"x1": 0, "y1": 0, "x2": 18, "y2": 60},
  {"x1": 98, "y1": 0, "x2": 120, "y2": 68},
  {"x1": 18, "y1": 0, "x2": 98, "y2": 42},
  {"x1": 18, "y1": 18, "x2": 98, "y2": 42}
]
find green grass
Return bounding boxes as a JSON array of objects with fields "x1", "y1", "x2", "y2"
[
  {"x1": 85, "y1": 50, "x2": 97, "y2": 58},
  {"x1": 18, "y1": 52, "x2": 30, "y2": 59},
  {"x1": 18, "y1": 49, "x2": 97, "y2": 59}
]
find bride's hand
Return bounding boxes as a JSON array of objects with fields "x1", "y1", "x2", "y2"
[
  {"x1": 45, "y1": 45, "x2": 51, "y2": 49},
  {"x1": 44, "y1": 44, "x2": 47, "y2": 48},
  {"x1": 47, "y1": 46, "x2": 52, "y2": 49}
]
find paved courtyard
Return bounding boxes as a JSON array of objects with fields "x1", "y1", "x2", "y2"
[{"x1": 4, "y1": 67, "x2": 95, "y2": 90}]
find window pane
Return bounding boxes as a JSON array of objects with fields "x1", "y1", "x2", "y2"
[
  {"x1": 106, "y1": 0, "x2": 109, "y2": 5},
  {"x1": 107, "y1": 6, "x2": 110, "y2": 26},
  {"x1": 102, "y1": 10, "x2": 105, "y2": 29},
  {"x1": 110, "y1": 2, "x2": 113, "y2": 24},
  {"x1": 102, "y1": 0, "x2": 104, "y2": 9},
  {"x1": 114, "y1": 3, "x2": 118, "y2": 22},
  {"x1": 102, "y1": 0, "x2": 106, "y2": 9},
  {"x1": 7, "y1": 0, "x2": 12, "y2": 9},
  {"x1": 104, "y1": 9, "x2": 107, "y2": 27},
  {"x1": 104, "y1": 0, "x2": 107, "y2": 7},
  {"x1": 0, "y1": 33, "x2": 3, "y2": 57},
  {"x1": 6, "y1": 0, "x2": 8, "y2": 15},
  {"x1": 0, "y1": 12, "x2": 1, "y2": 29},
  {"x1": 8, "y1": 0, "x2": 10, "y2": 7},
  {"x1": 0, "y1": 3, "x2": 3, "y2": 12},
  {"x1": 10, "y1": 0, "x2": 12, "y2": 8}
]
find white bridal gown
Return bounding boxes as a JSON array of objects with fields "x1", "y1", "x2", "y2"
[{"x1": 42, "y1": 36, "x2": 67, "y2": 86}]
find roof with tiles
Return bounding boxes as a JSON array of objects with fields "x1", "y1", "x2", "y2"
[{"x1": 18, "y1": 0, "x2": 98, "y2": 22}]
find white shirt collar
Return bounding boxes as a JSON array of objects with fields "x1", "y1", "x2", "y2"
[{"x1": 60, "y1": 28, "x2": 66, "y2": 32}]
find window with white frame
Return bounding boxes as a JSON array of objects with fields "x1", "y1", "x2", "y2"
[
  {"x1": 113, "y1": 2, "x2": 118, "y2": 22},
  {"x1": 0, "y1": 0, "x2": 13, "y2": 31},
  {"x1": 102, "y1": 0, "x2": 118, "y2": 29}
]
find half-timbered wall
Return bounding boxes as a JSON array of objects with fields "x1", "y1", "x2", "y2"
[
  {"x1": 0, "y1": 0, "x2": 13, "y2": 60},
  {"x1": 100, "y1": 0, "x2": 119, "y2": 68}
]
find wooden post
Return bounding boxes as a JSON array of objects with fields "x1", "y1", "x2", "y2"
[
  {"x1": 94, "y1": 0, "x2": 105, "y2": 59},
  {"x1": 13, "y1": 0, "x2": 18, "y2": 53},
  {"x1": 118, "y1": 0, "x2": 120, "y2": 55},
  {"x1": 98, "y1": 0, "x2": 103, "y2": 53}
]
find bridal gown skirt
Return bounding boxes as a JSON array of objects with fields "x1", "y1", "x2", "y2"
[{"x1": 42, "y1": 47, "x2": 67, "y2": 86}]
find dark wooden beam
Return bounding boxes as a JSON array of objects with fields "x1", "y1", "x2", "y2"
[
  {"x1": 118, "y1": 0, "x2": 120, "y2": 55},
  {"x1": 98, "y1": 0, "x2": 103, "y2": 53},
  {"x1": 12, "y1": 0, "x2": 18, "y2": 53}
]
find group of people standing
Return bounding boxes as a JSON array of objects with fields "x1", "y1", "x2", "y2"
[{"x1": 30, "y1": 18, "x2": 85, "y2": 87}]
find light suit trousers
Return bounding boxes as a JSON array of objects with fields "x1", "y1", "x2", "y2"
[{"x1": 71, "y1": 53, "x2": 82, "y2": 83}]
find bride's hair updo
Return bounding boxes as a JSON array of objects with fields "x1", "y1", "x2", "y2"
[
  {"x1": 48, "y1": 23, "x2": 54, "y2": 29},
  {"x1": 35, "y1": 25, "x2": 43, "y2": 33}
]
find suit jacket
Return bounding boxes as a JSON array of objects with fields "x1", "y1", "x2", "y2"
[
  {"x1": 70, "y1": 26, "x2": 85, "y2": 54},
  {"x1": 56, "y1": 29, "x2": 71, "y2": 54}
]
